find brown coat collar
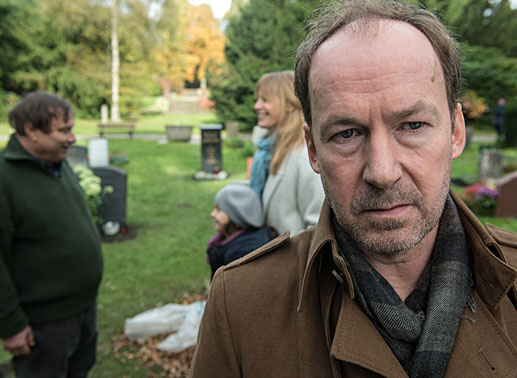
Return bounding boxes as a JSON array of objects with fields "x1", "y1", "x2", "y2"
[{"x1": 296, "y1": 190, "x2": 517, "y2": 376}]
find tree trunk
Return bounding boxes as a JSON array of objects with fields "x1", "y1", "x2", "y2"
[{"x1": 111, "y1": 0, "x2": 121, "y2": 122}]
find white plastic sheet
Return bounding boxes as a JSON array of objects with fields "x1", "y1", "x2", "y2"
[
  {"x1": 124, "y1": 301, "x2": 206, "y2": 353},
  {"x1": 158, "y1": 301, "x2": 206, "y2": 352}
]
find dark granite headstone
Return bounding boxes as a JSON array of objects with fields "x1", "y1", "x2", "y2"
[
  {"x1": 66, "y1": 145, "x2": 88, "y2": 168},
  {"x1": 92, "y1": 166, "x2": 127, "y2": 234},
  {"x1": 496, "y1": 171, "x2": 517, "y2": 218},
  {"x1": 200, "y1": 125, "x2": 223, "y2": 174}
]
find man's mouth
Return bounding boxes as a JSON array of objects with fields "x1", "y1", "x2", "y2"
[{"x1": 362, "y1": 204, "x2": 411, "y2": 216}]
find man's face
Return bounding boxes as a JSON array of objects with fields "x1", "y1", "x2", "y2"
[
  {"x1": 30, "y1": 110, "x2": 76, "y2": 163},
  {"x1": 306, "y1": 21, "x2": 465, "y2": 256}
]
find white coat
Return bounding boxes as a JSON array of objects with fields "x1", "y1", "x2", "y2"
[{"x1": 262, "y1": 145, "x2": 325, "y2": 235}]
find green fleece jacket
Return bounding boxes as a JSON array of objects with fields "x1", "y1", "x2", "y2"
[{"x1": 0, "y1": 135, "x2": 103, "y2": 338}]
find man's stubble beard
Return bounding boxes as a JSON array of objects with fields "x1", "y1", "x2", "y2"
[{"x1": 322, "y1": 157, "x2": 452, "y2": 257}]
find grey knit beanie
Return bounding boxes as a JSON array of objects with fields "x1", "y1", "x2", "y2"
[{"x1": 215, "y1": 184, "x2": 264, "y2": 228}]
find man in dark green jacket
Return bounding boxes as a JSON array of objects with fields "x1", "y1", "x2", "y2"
[{"x1": 0, "y1": 91, "x2": 103, "y2": 378}]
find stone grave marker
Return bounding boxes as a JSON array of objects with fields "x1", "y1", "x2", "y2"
[
  {"x1": 101, "y1": 104, "x2": 109, "y2": 124},
  {"x1": 92, "y1": 166, "x2": 128, "y2": 235},
  {"x1": 479, "y1": 150, "x2": 504, "y2": 181},
  {"x1": 66, "y1": 145, "x2": 88, "y2": 168},
  {"x1": 193, "y1": 124, "x2": 227, "y2": 180},
  {"x1": 495, "y1": 171, "x2": 517, "y2": 218},
  {"x1": 201, "y1": 124, "x2": 223, "y2": 173},
  {"x1": 88, "y1": 138, "x2": 109, "y2": 167},
  {"x1": 225, "y1": 121, "x2": 239, "y2": 138}
]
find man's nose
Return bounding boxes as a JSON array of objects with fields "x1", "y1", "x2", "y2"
[
  {"x1": 68, "y1": 131, "x2": 76, "y2": 144},
  {"x1": 362, "y1": 131, "x2": 402, "y2": 188}
]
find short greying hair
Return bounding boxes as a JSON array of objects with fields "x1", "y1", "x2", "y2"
[
  {"x1": 8, "y1": 91, "x2": 72, "y2": 135},
  {"x1": 294, "y1": 0, "x2": 461, "y2": 127}
]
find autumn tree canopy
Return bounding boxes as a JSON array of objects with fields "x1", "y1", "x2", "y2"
[
  {"x1": 0, "y1": 0, "x2": 225, "y2": 117},
  {"x1": 184, "y1": 4, "x2": 225, "y2": 85}
]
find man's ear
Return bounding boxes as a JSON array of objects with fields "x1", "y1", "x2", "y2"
[
  {"x1": 23, "y1": 123, "x2": 39, "y2": 142},
  {"x1": 451, "y1": 103, "x2": 466, "y2": 160},
  {"x1": 304, "y1": 124, "x2": 320, "y2": 174}
]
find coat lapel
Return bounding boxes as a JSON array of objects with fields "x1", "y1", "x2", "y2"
[{"x1": 330, "y1": 293, "x2": 408, "y2": 377}]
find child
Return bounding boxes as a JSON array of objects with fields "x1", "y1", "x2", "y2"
[{"x1": 207, "y1": 184, "x2": 278, "y2": 277}]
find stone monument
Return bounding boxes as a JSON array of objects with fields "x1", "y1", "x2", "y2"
[
  {"x1": 496, "y1": 171, "x2": 517, "y2": 218},
  {"x1": 479, "y1": 149, "x2": 504, "y2": 181},
  {"x1": 92, "y1": 166, "x2": 128, "y2": 235},
  {"x1": 101, "y1": 104, "x2": 109, "y2": 124},
  {"x1": 194, "y1": 124, "x2": 228, "y2": 180},
  {"x1": 88, "y1": 138, "x2": 109, "y2": 168}
]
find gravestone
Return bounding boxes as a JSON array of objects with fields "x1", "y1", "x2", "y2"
[
  {"x1": 200, "y1": 125, "x2": 223, "y2": 174},
  {"x1": 101, "y1": 104, "x2": 109, "y2": 124},
  {"x1": 225, "y1": 121, "x2": 239, "y2": 138},
  {"x1": 92, "y1": 166, "x2": 127, "y2": 235},
  {"x1": 88, "y1": 138, "x2": 109, "y2": 167},
  {"x1": 479, "y1": 150, "x2": 504, "y2": 181},
  {"x1": 66, "y1": 145, "x2": 88, "y2": 168},
  {"x1": 495, "y1": 171, "x2": 517, "y2": 218}
]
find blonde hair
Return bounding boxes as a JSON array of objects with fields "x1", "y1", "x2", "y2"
[{"x1": 255, "y1": 71, "x2": 305, "y2": 175}]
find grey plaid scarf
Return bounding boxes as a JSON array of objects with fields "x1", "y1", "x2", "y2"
[{"x1": 333, "y1": 195, "x2": 473, "y2": 377}]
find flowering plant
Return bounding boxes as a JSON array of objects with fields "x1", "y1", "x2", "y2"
[
  {"x1": 460, "y1": 180, "x2": 499, "y2": 217},
  {"x1": 74, "y1": 165, "x2": 113, "y2": 224}
]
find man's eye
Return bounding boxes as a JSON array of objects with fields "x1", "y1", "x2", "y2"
[
  {"x1": 407, "y1": 122, "x2": 423, "y2": 130},
  {"x1": 338, "y1": 129, "x2": 355, "y2": 139}
]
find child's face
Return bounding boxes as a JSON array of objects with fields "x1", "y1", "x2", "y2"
[{"x1": 210, "y1": 206, "x2": 230, "y2": 234}]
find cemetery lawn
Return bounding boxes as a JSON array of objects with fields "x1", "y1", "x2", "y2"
[{"x1": 0, "y1": 134, "x2": 516, "y2": 377}]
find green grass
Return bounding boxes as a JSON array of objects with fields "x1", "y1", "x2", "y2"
[{"x1": 0, "y1": 119, "x2": 516, "y2": 376}]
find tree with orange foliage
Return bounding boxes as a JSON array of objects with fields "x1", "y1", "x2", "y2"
[
  {"x1": 152, "y1": 0, "x2": 189, "y2": 109},
  {"x1": 184, "y1": 4, "x2": 225, "y2": 85}
]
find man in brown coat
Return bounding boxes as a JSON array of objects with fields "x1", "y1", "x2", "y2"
[{"x1": 189, "y1": 1, "x2": 517, "y2": 377}]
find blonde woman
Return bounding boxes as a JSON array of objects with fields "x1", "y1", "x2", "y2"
[{"x1": 250, "y1": 71, "x2": 324, "y2": 235}]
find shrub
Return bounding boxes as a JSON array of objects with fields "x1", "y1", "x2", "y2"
[{"x1": 0, "y1": 90, "x2": 19, "y2": 122}]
